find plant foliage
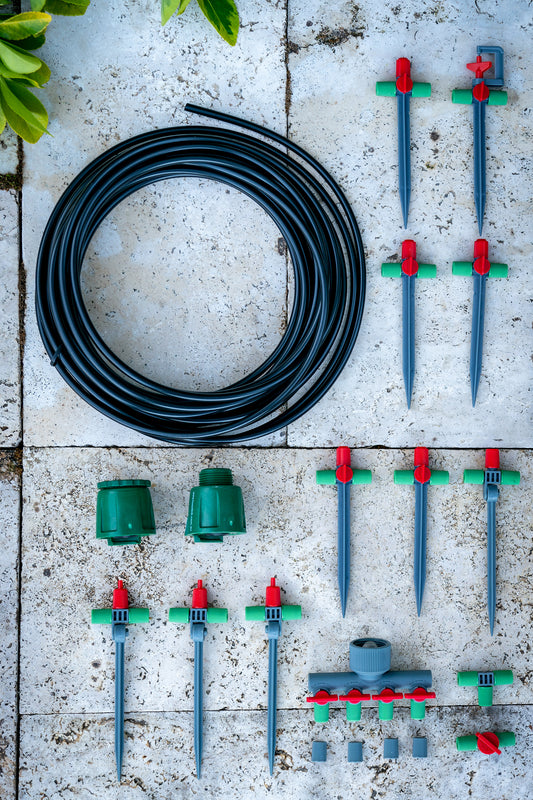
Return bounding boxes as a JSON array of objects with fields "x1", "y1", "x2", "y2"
[{"x1": 162, "y1": 0, "x2": 239, "y2": 46}]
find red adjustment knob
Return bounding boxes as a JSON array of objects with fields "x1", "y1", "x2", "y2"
[
  {"x1": 112, "y1": 579, "x2": 129, "y2": 609},
  {"x1": 476, "y1": 731, "x2": 501, "y2": 755},
  {"x1": 396, "y1": 58, "x2": 413, "y2": 94},
  {"x1": 372, "y1": 687, "x2": 403, "y2": 702},
  {"x1": 336, "y1": 447, "x2": 353, "y2": 484},
  {"x1": 265, "y1": 577, "x2": 281, "y2": 607},
  {"x1": 401, "y1": 240, "x2": 418, "y2": 276},
  {"x1": 404, "y1": 687, "x2": 436, "y2": 701},
  {"x1": 306, "y1": 690, "x2": 339, "y2": 705},
  {"x1": 414, "y1": 446, "x2": 431, "y2": 484},
  {"x1": 467, "y1": 56, "x2": 492, "y2": 79},
  {"x1": 192, "y1": 579, "x2": 208, "y2": 609},
  {"x1": 485, "y1": 449, "x2": 500, "y2": 470},
  {"x1": 473, "y1": 82, "x2": 490, "y2": 102},
  {"x1": 338, "y1": 688, "x2": 371, "y2": 704}
]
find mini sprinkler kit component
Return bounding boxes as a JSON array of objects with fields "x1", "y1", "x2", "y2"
[
  {"x1": 463, "y1": 449, "x2": 520, "y2": 634},
  {"x1": 394, "y1": 447, "x2": 449, "y2": 616},
  {"x1": 35, "y1": 105, "x2": 366, "y2": 446},
  {"x1": 185, "y1": 468, "x2": 246, "y2": 543},
  {"x1": 452, "y1": 46, "x2": 507, "y2": 234},
  {"x1": 311, "y1": 741, "x2": 328, "y2": 762},
  {"x1": 376, "y1": 58, "x2": 431, "y2": 227},
  {"x1": 347, "y1": 741, "x2": 363, "y2": 762},
  {"x1": 383, "y1": 738, "x2": 399, "y2": 759},
  {"x1": 96, "y1": 479, "x2": 156, "y2": 546},
  {"x1": 381, "y1": 240, "x2": 436, "y2": 408},
  {"x1": 316, "y1": 447, "x2": 372, "y2": 617},
  {"x1": 91, "y1": 579, "x2": 150, "y2": 781},
  {"x1": 457, "y1": 669, "x2": 513, "y2": 706},
  {"x1": 169, "y1": 580, "x2": 228, "y2": 778},
  {"x1": 452, "y1": 239, "x2": 508, "y2": 406},
  {"x1": 245, "y1": 578, "x2": 302, "y2": 774},
  {"x1": 412, "y1": 737, "x2": 428, "y2": 758},
  {"x1": 307, "y1": 637, "x2": 435, "y2": 723},
  {"x1": 456, "y1": 731, "x2": 516, "y2": 755}
]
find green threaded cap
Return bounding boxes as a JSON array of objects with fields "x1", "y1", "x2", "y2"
[
  {"x1": 185, "y1": 468, "x2": 246, "y2": 543},
  {"x1": 96, "y1": 479, "x2": 156, "y2": 546}
]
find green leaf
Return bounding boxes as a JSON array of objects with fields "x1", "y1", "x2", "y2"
[
  {"x1": 30, "y1": 0, "x2": 47, "y2": 10},
  {"x1": 39, "y1": 0, "x2": 90, "y2": 15},
  {"x1": 0, "y1": 39, "x2": 42, "y2": 73},
  {"x1": 0, "y1": 102, "x2": 6, "y2": 136},
  {"x1": 11, "y1": 32, "x2": 46, "y2": 51},
  {"x1": 0, "y1": 76, "x2": 48, "y2": 142},
  {"x1": 0, "y1": 63, "x2": 47, "y2": 86},
  {"x1": 161, "y1": 0, "x2": 192, "y2": 25},
  {"x1": 196, "y1": 0, "x2": 239, "y2": 46},
  {"x1": 0, "y1": 12, "x2": 51, "y2": 41}
]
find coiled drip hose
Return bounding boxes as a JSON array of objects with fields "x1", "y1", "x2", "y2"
[{"x1": 36, "y1": 104, "x2": 365, "y2": 445}]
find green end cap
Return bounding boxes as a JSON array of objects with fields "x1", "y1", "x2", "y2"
[
  {"x1": 281, "y1": 604, "x2": 302, "y2": 621},
  {"x1": 452, "y1": 89, "x2": 473, "y2": 104},
  {"x1": 91, "y1": 608, "x2": 112, "y2": 625},
  {"x1": 376, "y1": 81, "x2": 397, "y2": 97},
  {"x1": 500, "y1": 470, "x2": 520, "y2": 486},
  {"x1": 463, "y1": 469, "x2": 485, "y2": 485},
  {"x1": 494, "y1": 670, "x2": 514, "y2": 686},
  {"x1": 352, "y1": 469, "x2": 372, "y2": 485},
  {"x1": 457, "y1": 671, "x2": 479, "y2": 687},
  {"x1": 378, "y1": 701, "x2": 394, "y2": 721},
  {"x1": 96, "y1": 479, "x2": 155, "y2": 546},
  {"x1": 206, "y1": 607, "x2": 228, "y2": 624},
  {"x1": 477, "y1": 686, "x2": 494, "y2": 707},
  {"x1": 417, "y1": 264, "x2": 437, "y2": 278},
  {"x1": 128, "y1": 607, "x2": 149, "y2": 624},
  {"x1": 456, "y1": 734, "x2": 478, "y2": 751},
  {"x1": 314, "y1": 704, "x2": 330, "y2": 723},
  {"x1": 169, "y1": 607, "x2": 190, "y2": 624},
  {"x1": 411, "y1": 82, "x2": 431, "y2": 98},
  {"x1": 346, "y1": 702, "x2": 362, "y2": 722},
  {"x1": 430, "y1": 470, "x2": 449, "y2": 486},
  {"x1": 488, "y1": 263, "x2": 508, "y2": 278},
  {"x1": 245, "y1": 605, "x2": 265, "y2": 622},
  {"x1": 185, "y1": 468, "x2": 246, "y2": 543},
  {"x1": 381, "y1": 263, "x2": 402, "y2": 278},
  {"x1": 498, "y1": 731, "x2": 516, "y2": 747},
  {"x1": 488, "y1": 91, "x2": 508, "y2": 106},
  {"x1": 394, "y1": 470, "x2": 415, "y2": 485},
  {"x1": 316, "y1": 469, "x2": 337, "y2": 485},
  {"x1": 452, "y1": 261, "x2": 474, "y2": 276},
  {"x1": 410, "y1": 699, "x2": 426, "y2": 720}
]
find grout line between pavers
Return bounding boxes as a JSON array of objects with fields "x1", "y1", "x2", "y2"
[{"x1": 15, "y1": 149, "x2": 24, "y2": 800}]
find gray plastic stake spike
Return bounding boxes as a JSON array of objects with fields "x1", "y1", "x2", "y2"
[
  {"x1": 414, "y1": 480, "x2": 428, "y2": 616},
  {"x1": 267, "y1": 635, "x2": 278, "y2": 775},
  {"x1": 337, "y1": 479, "x2": 351, "y2": 617},
  {"x1": 470, "y1": 271, "x2": 487, "y2": 406},
  {"x1": 397, "y1": 91, "x2": 411, "y2": 228},
  {"x1": 486, "y1": 489, "x2": 498, "y2": 636},
  {"x1": 194, "y1": 638, "x2": 204, "y2": 777},
  {"x1": 473, "y1": 99, "x2": 487, "y2": 234},
  {"x1": 402, "y1": 272, "x2": 416, "y2": 408},
  {"x1": 115, "y1": 638, "x2": 125, "y2": 782}
]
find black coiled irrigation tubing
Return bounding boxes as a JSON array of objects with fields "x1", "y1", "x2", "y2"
[{"x1": 35, "y1": 104, "x2": 366, "y2": 445}]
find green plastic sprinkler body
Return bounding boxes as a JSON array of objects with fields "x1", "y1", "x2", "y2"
[
  {"x1": 457, "y1": 669, "x2": 513, "y2": 706},
  {"x1": 185, "y1": 468, "x2": 246, "y2": 543},
  {"x1": 96, "y1": 479, "x2": 156, "y2": 546},
  {"x1": 91, "y1": 579, "x2": 149, "y2": 781}
]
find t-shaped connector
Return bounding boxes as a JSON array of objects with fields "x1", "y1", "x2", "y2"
[
  {"x1": 457, "y1": 669, "x2": 513, "y2": 706},
  {"x1": 316, "y1": 447, "x2": 372, "y2": 617}
]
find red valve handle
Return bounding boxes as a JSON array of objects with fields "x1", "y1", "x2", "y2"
[
  {"x1": 338, "y1": 688, "x2": 371, "y2": 704},
  {"x1": 372, "y1": 687, "x2": 403, "y2": 702},
  {"x1": 467, "y1": 56, "x2": 492, "y2": 79},
  {"x1": 306, "y1": 690, "x2": 338, "y2": 705},
  {"x1": 404, "y1": 687, "x2": 436, "y2": 701},
  {"x1": 476, "y1": 731, "x2": 501, "y2": 755}
]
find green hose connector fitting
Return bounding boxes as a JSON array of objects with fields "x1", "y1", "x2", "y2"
[
  {"x1": 500, "y1": 471, "x2": 521, "y2": 486},
  {"x1": 488, "y1": 91, "x2": 508, "y2": 106},
  {"x1": 411, "y1": 82, "x2": 432, "y2": 98},
  {"x1": 314, "y1": 704, "x2": 330, "y2": 723},
  {"x1": 185, "y1": 468, "x2": 246, "y2": 543},
  {"x1": 96, "y1": 480, "x2": 156, "y2": 546},
  {"x1": 410, "y1": 699, "x2": 426, "y2": 720},
  {"x1": 452, "y1": 89, "x2": 473, "y2": 104},
  {"x1": 378, "y1": 700, "x2": 395, "y2": 721},
  {"x1": 381, "y1": 263, "x2": 436, "y2": 278},
  {"x1": 452, "y1": 261, "x2": 508, "y2": 278},
  {"x1": 346, "y1": 702, "x2": 362, "y2": 722},
  {"x1": 457, "y1": 669, "x2": 513, "y2": 706},
  {"x1": 244, "y1": 604, "x2": 302, "y2": 622},
  {"x1": 91, "y1": 607, "x2": 149, "y2": 624}
]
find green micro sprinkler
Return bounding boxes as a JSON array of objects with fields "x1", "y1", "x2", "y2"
[
  {"x1": 185, "y1": 468, "x2": 246, "y2": 543},
  {"x1": 96, "y1": 480, "x2": 156, "y2": 546}
]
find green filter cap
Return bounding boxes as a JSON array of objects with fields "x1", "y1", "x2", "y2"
[
  {"x1": 185, "y1": 468, "x2": 246, "y2": 543},
  {"x1": 96, "y1": 480, "x2": 156, "y2": 546}
]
